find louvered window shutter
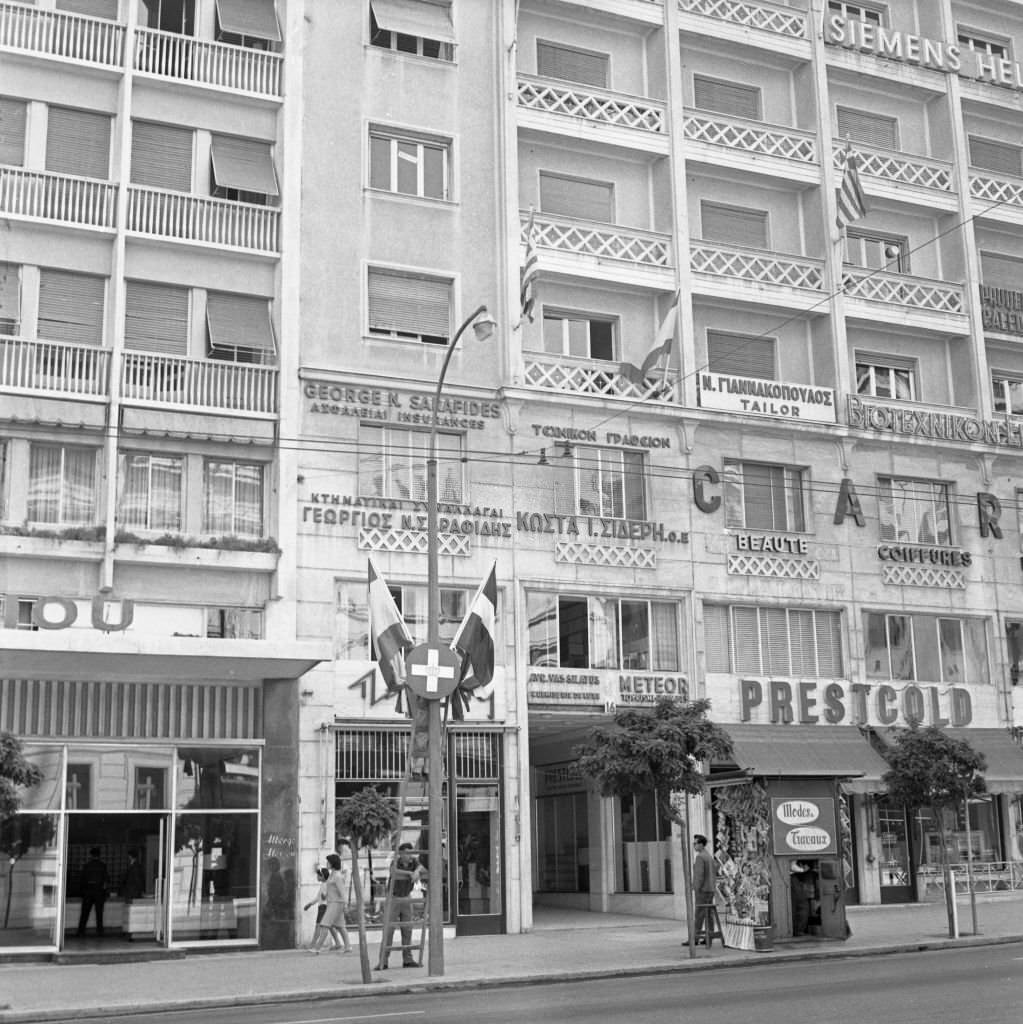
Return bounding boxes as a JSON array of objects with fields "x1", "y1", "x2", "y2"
[
  {"x1": 46, "y1": 107, "x2": 111, "y2": 179},
  {"x1": 969, "y1": 137, "x2": 1022, "y2": 175},
  {"x1": 131, "y1": 122, "x2": 193, "y2": 192},
  {"x1": 789, "y1": 609, "x2": 817, "y2": 676},
  {"x1": 707, "y1": 330, "x2": 776, "y2": 380},
  {"x1": 760, "y1": 607, "x2": 791, "y2": 676},
  {"x1": 693, "y1": 76, "x2": 761, "y2": 119},
  {"x1": 125, "y1": 281, "x2": 189, "y2": 354},
  {"x1": 732, "y1": 606, "x2": 761, "y2": 674},
  {"x1": 206, "y1": 292, "x2": 276, "y2": 360},
  {"x1": 38, "y1": 269, "x2": 105, "y2": 346},
  {"x1": 703, "y1": 604, "x2": 731, "y2": 673},
  {"x1": 57, "y1": 0, "x2": 119, "y2": 17},
  {"x1": 701, "y1": 203, "x2": 768, "y2": 247},
  {"x1": 368, "y1": 270, "x2": 451, "y2": 340},
  {"x1": 814, "y1": 611, "x2": 843, "y2": 676},
  {"x1": 0, "y1": 98, "x2": 27, "y2": 166},
  {"x1": 0, "y1": 263, "x2": 21, "y2": 335},
  {"x1": 540, "y1": 172, "x2": 613, "y2": 222},
  {"x1": 836, "y1": 107, "x2": 898, "y2": 149},
  {"x1": 536, "y1": 42, "x2": 609, "y2": 88}
]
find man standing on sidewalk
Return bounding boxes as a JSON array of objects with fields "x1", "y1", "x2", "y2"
[{"x1": 691, "y1": 835, "x2": 717, "y2": 947}]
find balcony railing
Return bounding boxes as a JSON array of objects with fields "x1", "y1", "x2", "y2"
[
  {"x1": 121, "y1": 352, "x2": 278, "y2": 415},
  {"x1": 0, "y1": 337, "x2": 110, "y2": 397},
  {"x1": 678, "y1": 0, "x2": 807, "y2": 39},
  {"x1": 127, "y1": 186, "x2": 280, "y2": 254},
  {"x1": 692, "y1": 241, "x2": 825, "y2": 291},
  {"x1": 971, "y1": 171, "x2": 1023, "y2": 211},
  {"x1": 134, "y1": 28, "x2": 282, "y2": 99},
  {"x1": 842, "y1": 266, "x2": 964, "y2": 314},
  {"x1": 836, "y1": 143, "x2": 953, "y2": 193},
  {"x1": 524, "y1": 354, "x2": 680, "y2": 403},
  {"x1": 517, "y1": 74, "x2": 666, "y2": 135},
  {"x1": 523, "y1": 211, "x2": 672, "y2": 269},
  {"x1": 0, "y1": 165, "x2": 118, "y2": 230},
  {"x1": 685, "y1": 112, "x2": 816, "y2": 164},
  {"x1": 0, "y1": 0, "x2": 124, "y2": 66}
]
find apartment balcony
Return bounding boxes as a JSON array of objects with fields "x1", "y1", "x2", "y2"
[
  {"x1": 836, "y1": 144, "x2": 956, "y2": 210},
  {"x1": 684, "y1": 111, "x2": 818, "y2": 182},
  {"x1": 133, "y1": 27, "x2": 283, "y2": 100},
  {"x1": 121, "y1": 352, "x2": 278, "y2": 416},
  {"x1": 0, "y1": 337, "x2": 110, "y2": 399},
  {"x1": 970, "y1": 170, "x2": 1023, "y2": 228},
  {"x1": 691, "y1": 241, "x2": 825, "y2": 309},
  {"x1": 842, "y1": 266, "x2": 968, "y2": 333},
  {"x1": 0, "y1": 165, "x2": 118, "y2": 231},
  {"x1": 678, "y1": 0, "x2": 809, "y2": 56},
  {"x1": 523, "y1": 353, "x2": 680, "y2": 404},
  {"x1": 522, "y1": 210, "x2": 674, "y2": 289},
  {"x1": 0, "y1": 0, "x2": 124, "y2": 68},
  {"x1": 127, "y1": 186, "x2": 280, "y2": 255},
  {"x1": 517, "y1": 74, "x2": 669, "y2": 154}
]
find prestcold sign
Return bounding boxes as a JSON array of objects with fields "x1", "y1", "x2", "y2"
[{"x1": 771, "y1": 797, "x2": 837, "y2": 857}]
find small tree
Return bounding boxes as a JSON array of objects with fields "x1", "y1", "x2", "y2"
[
  {"x1": 0, "y1": 732, "x2": 46, "y2": 929},
  {"x1": 335, "y1": 786, "x2": 399, "y2": 983},
  {"x1": 881, "y1": 725, "x2": 987, "y2": 937},
  {"x1": 575, "y1": 697, "x2": 733, "y2": 958}
]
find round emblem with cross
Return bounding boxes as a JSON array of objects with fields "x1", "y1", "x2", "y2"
[{"x1": 405, "y1": 643, "x2": 461, "y2": 700}]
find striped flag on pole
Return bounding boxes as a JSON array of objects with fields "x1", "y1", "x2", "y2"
[
  {"x1": 520, "y1": 207, "x2": 539, "y2": 323},
  {"x1": 367, "y1": 558, "x2": 413, "y2": 694},
  {"x1": 449, "y1": 562, "x2": 497, "y2": 718},
  {"x1": 836, "y1": 145, "x2": 868, "y2": 231},
  {"x1": 619, "y1": 290, "x2": 680, "y2": 388}
]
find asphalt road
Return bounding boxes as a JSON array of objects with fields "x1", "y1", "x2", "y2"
[{"x1": 77, "y1": 941, "x2": 1023, "y2": 1024}]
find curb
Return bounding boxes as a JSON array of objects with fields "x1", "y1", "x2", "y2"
[{"x1": 3, "y1": 934, "x2": 1022, "y2": 1024}]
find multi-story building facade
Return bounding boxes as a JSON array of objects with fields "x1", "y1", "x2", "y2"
[{"x1": 5, "y1": 0, "x2": 1023, "y2": 958}]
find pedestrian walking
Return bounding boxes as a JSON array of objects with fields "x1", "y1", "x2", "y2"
[{"x1": 691, "y1": 834, "x2": 717, "y2": 947}]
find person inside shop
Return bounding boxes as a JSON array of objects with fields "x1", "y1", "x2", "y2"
[
  {"x1": 77, "y1": 847, "x2": 109, "y2": 937},
  {"x1": 120, "y1": 848, "x2": 145, "y2": 904},
  {"x1": 376, "y1": 843, "x2": 424, "y2": 969},
  {"x1": 790, "y1": 861, "x2": 817, "y2": 937},
  {"x1": 691, "y1": 834, "x2": 717, "y2": 947}
]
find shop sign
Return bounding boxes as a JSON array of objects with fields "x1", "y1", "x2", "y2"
[
  {"x1": 847, "y1": 396, "x2": 1023, "y2": 449},
  {"x1": 530, "y1": 424, "x2": 672, "y2": 450},
  {"x1": 526, "y1": 667, "x2": 687, "y2": 708},
  {"x1": 980, "y1": 285, "x2": 1023, "y2": 336},
  {"x1": 534, "y1": 761, "x2": 585, "y2": 797},
  {"x1": 771, "y1": 797, "x2": 837, "y2": 857},
  {"x1": 2, "y1": 593, "x2": 134, "y2": 633},
  {"x1": 735, "y1": 534, "x2": 808, "y2": 555},
  {"x1": 698, "y1": 373, "x2": 836, "y2": 423},
  {"x1": 877, "y1": 544, "x2": 971, "y2": 567}
]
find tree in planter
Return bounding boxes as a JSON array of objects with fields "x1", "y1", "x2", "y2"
[
  {"x1": 574, "y1": 697, "x2": 733, "y2": 959},
  {"x1": 881, "y1": 725, "x2": 986, "y2": 937},
  {"x1": 335, "y1": 786, "x2": 399, "y2": 984}
]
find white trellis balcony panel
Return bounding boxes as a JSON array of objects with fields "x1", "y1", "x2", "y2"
[
  {"x1": 524, "y1": 213, "x2": 672, "y2": 269},
  {"x1": 678, "y1": 0, "x2": 807, "y2": 39},
  {"x1": 971, "y1": 173, "x2": 1023, "y2": 210},
  {"x1": 841, "y1": 268, "x2": 964, "y2": 314},
  {"x1": 524, "y1": 357, "x2": 679, "y2": 403},
  {"x1": 0, "y1": 167, "x2": 118, "y2": 230},
  {"x1": 518, "y1": 76, "x2": 666, "y2": 134},
  {"x1": 691, "y1": 243, "x2": 825, "y2": 291},
  {"x1": 882, "y1": 565, "x2": 965, "y2": 589},
  {"x1": 727, "y1": 554, "x2": 821, "y2": 580},
  {"x1": 555, "y1": 541, "x2": 656, "y2": 569},
  {"x1": 685, "y1": 114, "x2": 817, "y2": 164},
  {"x1": 0, "y1": 1, "x2": 125, "y2": 66},
  {"x1": 834, "y1": 144, "x2": 952, "y2": 193},
  {"x1": 359, "y1": 528, "x2": 470, "y2": 557}
]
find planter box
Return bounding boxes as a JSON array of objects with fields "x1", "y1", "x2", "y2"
[
  {"x1": 114, "y1": 544, "x2": 279, "y2": 572},
  {"x1": 0, "y1": 534, "x2": 104, "y2": 561},
  {"x1": 722, "y1": 915, "x2": 756, "y2": 951}
]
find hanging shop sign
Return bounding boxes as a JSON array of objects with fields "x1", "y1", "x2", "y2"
[
  {"x1": 980, "y1": 286, "x2": 1023, "y2": 335},
  {"x1": 846, "y1": 396, "x2": 1023, "y2": 449},
  {"x1": 697, "y1": 374, "x2": 837, "y2": 423},
  {"x1": 526, "y1": 667, "x2": 688, "y2": 708},
  {"x1": 771, "y1": 797, "x2": 837, "y2": 857}
]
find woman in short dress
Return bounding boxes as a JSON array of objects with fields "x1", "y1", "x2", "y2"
[{"x1": 319, "y1": 853, "x2": 352, "y2": 953}]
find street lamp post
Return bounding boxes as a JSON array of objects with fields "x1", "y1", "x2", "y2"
[{"x1": 425, "y1": 303, "x2": 495, "y2": 976}]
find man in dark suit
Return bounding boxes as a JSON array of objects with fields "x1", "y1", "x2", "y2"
[{"x1": 77, "y1": 847, "x2": 109, "y2": 937}]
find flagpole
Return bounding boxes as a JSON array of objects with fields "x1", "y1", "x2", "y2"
[{"x1": 425, "y1": 304, "x2": 495, "y2": 976}]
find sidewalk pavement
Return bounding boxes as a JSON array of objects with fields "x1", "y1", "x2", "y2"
[{"x1": 1, "y1": 894, "x2": 1021, "y2": 1023}]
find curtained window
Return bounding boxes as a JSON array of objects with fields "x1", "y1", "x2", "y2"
[
  {"x1": 574, "y1": 446, "x2": 645, "y2": 520},
  {"x1": 877, "y1": 477, "x2": 951, "y2": 545},
  {"x1": 27, "y1": 445, "x2": 96, "y2": 525},
  {"x1": 864, "y1": 613, "x2": 988, "y2": 685},
  {"x1": 117, "y1": 453, "x2": 183, "y2": 531},
  {"x1": 358, "y1": 424, "x2": 462, "y2": 503},
  {"x1": 723, "y1": 459, "x2": 806, "y2": 531},
  {"x1": 203, "y1": 460, "x2": 263, "y2": 537}
]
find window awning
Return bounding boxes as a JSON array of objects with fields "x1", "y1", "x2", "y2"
[
  {"x1": 216, "y1": 0, "x2": 281, "y2": 42},
  {"x1": 206, "y1": 293, "x2": 276, "y2": 355},
  {"x1": 210, "y1": 135, "x2": 279, "y2": 196},
  {"x1": 712, "y1": 724, "x2": 892, "y2": 794},
  {"x1": 371, "y1": 0, "x2": 455, "y2": 43}
]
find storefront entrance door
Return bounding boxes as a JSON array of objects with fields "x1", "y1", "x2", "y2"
[
  {"x1": 453, "y1": 783, "x2": 503, "y2": 935},
  {"x1": 876, "y1": 803, "x2": 915, "y2": 903}
]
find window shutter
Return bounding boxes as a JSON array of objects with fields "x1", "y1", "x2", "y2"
[
  {"x1": 760, "y1": 607, "x2": 790, "y2": 675},
  {"x1": 836, "y1": 107, "x2": 897, "y2": 149},
  {"x1": 789, "y1": 609, "x2": 817, "y2": 676},
  {"x1": 693, "y1": 76, "x2": 761, "y2": 119},
  {"x1": 981, "y1": 252, "x2": 1023, "y2": 287},
  {"x1": 210, "y1": 135, "x2": 279, "y2": 196},
  {"x1": 969, "y1": 137, "x2": 1022, "y2": 176},
  {"x1": 732, "y1": 606, "x2": 761, "y2": 674},
  {"x1": 707, "y1": 331, "x2": 776, "y2": 380},
  {"x1": 38, "y1": 269, "x2": 105, "y2": 346},
  {"x1": 215, "y1": 0, "x2": 281, "y2": 42},
  {"x1": 701, "y1": 203, "x2": 768, "y2": 247},
  {"x1": 703, "y1": 604, "x2": 731, "y2": 673},
  {"x1": 537, "y1": 42, "x2": 609, "y2": 88},
  {"x1": 539, "y1": 172, "x2": 613, "y2": 222},
  {"x1": 206, "y1": 292, "x2": 276, "y2": 357},
  {"x1": 56, "y1": 0, "x2": 119, "y2": 18},
  {"x1": 370, "y1": 0, "x2": 455, "y2": 43},
  {"x1": 131, "y1": 122, "x2": 193, "y2": 192},
  {"x1": 368, "y1": 269, "x2": 450, "y2": 338},
  {"x1": 0, "y1": 98, "x2": 27, "y2": 166},
  {"x1": 46, "y1": 107, "x2": 111, "y2": 179},
  {"x1": 814, "y1": 611, "x2": 843, "y2": 677},
  {"x1": 0, "y1": 263, "x2": 20, "y2": 335},
  {"x1": 125, "y1": 281, "x2": 189, "y2": 354}
]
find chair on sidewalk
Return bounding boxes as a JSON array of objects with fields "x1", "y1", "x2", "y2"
[{"x1": 693, "y1": 903, "x2": 724, "y2": 947}]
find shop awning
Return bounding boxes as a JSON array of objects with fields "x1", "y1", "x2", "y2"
[
  {"x1": 371, "y1": 0, "x2": 455, "y2": 43},
  {"x1": 216, "y1": 0, "x2": 281, "y2": 43},
  {"x1": 944, "y1": 729, "x2": 1023, "y2": 795},
  {"x1": 713, "y1": 724, "x2": 892, "y2": 794}
]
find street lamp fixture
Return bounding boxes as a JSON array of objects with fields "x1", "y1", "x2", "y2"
[{"x1": 424, "y1": 303, "x2": 494, "y2": 976}]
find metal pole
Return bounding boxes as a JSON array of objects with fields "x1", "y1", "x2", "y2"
[
  {"x1": 964, "y1": 796, "x2": 978, "y2": 935},
  {"x1": 426, "y1": 305, "x2": 487, "y2": 977}
]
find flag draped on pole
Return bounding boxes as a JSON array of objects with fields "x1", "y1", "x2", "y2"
[
  {"x1": 520, "y1": 207, "x2": 539, "y2": 323},
  {"x1": 367, "y1": 558, "x2": 413, "y2": 695},
  {"x1": 836, "y1": 145, "x2": 868, "y2": 231},
  {"x1": 449, "y1": 561, "x2": 498, "y2": 719},
  {"x1": 619, "y1": 289, "x2": 680, "y2": 388}
]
